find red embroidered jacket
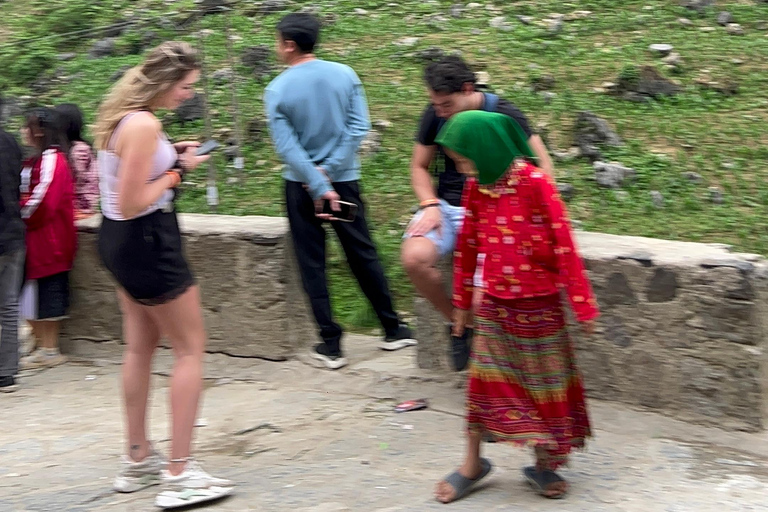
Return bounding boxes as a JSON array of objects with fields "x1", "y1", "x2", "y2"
[{"x1": 452, "y1": 161, "x2": 599, "y2": 323}]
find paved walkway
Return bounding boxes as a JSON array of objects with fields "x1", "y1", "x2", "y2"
[{"x1": 1, "y1": 335, "x2": 767, "y2": 511}]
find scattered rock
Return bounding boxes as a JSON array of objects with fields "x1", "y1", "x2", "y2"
[
  {"x1": 662, "y1": 52, "x2": 682, "y2": 66},
  {"x1": 109, "y1": 65, "x2": 133, "y2": 82},
  {"x1": 211, "y1": 67, "x2": 234, "y2": 85},
  {"x1": 726, "y1": 23, "x2": 744, "y2": 36},
  {"x1": 241, "y1": 45, "x2": 273, "y2": 81},
  {"x1": 717, "y1": 11, "x2": 733, "y2": 26},
  {"x1": 0, "y1": 96, "x2": 24, "y2": 124},
  {"x1": 678, "y1": 18, "x2": 693, "y2": 26},
  {"x1": 649, "y1": 43, "x2": 673, "y2": 56},
  {"x1": 530, "y1": 73, "x2": 556, "y2": 92},
  {"x1": 544, "y1": 17, "x2": 563, "y2": 34},
  {"x1": 393, "y1": 37, "x2": 419, "y2": 47},
  {"x1": 518, "y1": 15, "x2": 534, "y2": 25},
  {"x1": 373, "y1": 119, "x2": 393, "y2": 131},
  {"x1": 141, "y1": 31, "x2": 159, "y2": 51},
  {"x1": 319, "y1": 13, "x2": 338, "y2": 27},
  {"x1": 354, "y1": 8, "x2": 369, "y2": 16},
  {"x1": 684, "y1": 172, "x2": 703, "y2": 183},
  {"x1": 681, "y1": 0, "x2": 715, "y2": 13},
  {"x1": 695, "y1": 75, "x2": 739, "y2": 96},
  {"x1": 103, "y1": 19, "x2": 130, "y2": 38},
  {"x1": 699, "y1": 26, "x2": 716, "y2": 32},
  {"x1": 614, "y1": 190, "x2": 630, "y2": 202},
  {"x1": 557, "y1": 183, "x2": 575, "y2": 201},
  {"x1": 359, "y1": 130, "x2": 382, "y2": 157},
  {"x1": 474, "y1": 71, "x2": 490, "y2": 87},
  {"x1": 197, "y1": 0, "x2": 234, "y2": 14},
  {"x1": 553, "y1": 147, "x2": 581, "y2": 162},
  {"x1": 89, "y1": 38, "x2": 116, "y2": 59},
  {"x1": 540, "y1": 91, "x2": 557, "y2": 104},
  {"x1": 564, "y1": 10, "x2": 592, "y2": 21},
  {"x1": 245, "y1": 117, "x2": 265, "y2": 144},
  {"x1": 594, "y1": 161, "x2": 636, "y2": 188},
  {"x1": 650, "y1": 190, "x2": 665, "y2": 208},
  {"x1": 450, "y1": 4, "x2": 464, "y2": 18},
  {"x1": 615, "y1": 65, "x2": 681, "y2": 100},
  {"x1": 425, "y1": 14, "x2": 449, "y2": 31},
  {"x1": 709, "y1": 186, "x2": 724, "y2": 204},
  {"x1": 175, "y1": 94, "x2": 205, "y2": 125},
  {"x1": 489, "y1": 16, "x2": 513, "y2": 31},
  {"x1": 573, "y1": 111, "x2": 622, "y2": 160},
  {"x1": 414, "y1": 47, "x2": 444, "y2": 62},
  {"x1": 258, "y1": 0, "x2": 290, "y2": 15},
  {"x1": 757, "y1": 22, "x2": 768, "y2": 31},
  {"x1": 57, "y1": 53, "x2": 77, "y2": 61}
]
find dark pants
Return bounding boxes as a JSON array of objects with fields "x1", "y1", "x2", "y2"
[
  {"x1": 285, "y1": 180, "x2": 400, "y2": 354},
  {"x1": 0, "y1": 248, "x2": 25, "y2": 377}
]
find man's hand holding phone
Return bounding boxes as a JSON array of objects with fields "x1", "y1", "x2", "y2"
[{"x1": 315, "y1": 189, "x2": 341, "y2": 221}]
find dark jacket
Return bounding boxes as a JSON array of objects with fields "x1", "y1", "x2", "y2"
[{"x1": 0, "y1": 129, "x2": 24, "y2": 256}]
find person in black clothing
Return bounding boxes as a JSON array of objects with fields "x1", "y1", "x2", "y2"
[
  {"x1": 400, "y1": 56, "x2": 554, "y2": 371},
  {"x1": 0, "y1": 100, "x2": 26, "y2": 393}
]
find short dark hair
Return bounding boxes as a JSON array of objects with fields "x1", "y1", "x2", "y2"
[
  {"x1": 424, "y1": 55, "x2": 477, "y2": 94},
  {"x1": 277, "y1": 13, "x2": 321, "y2": 53},
  {"x1": 55, "y1": 103, "x2": 85, "y2": 144},
  {"x1": 25, "y1": 107, "x2": 68, "y2": 154}
]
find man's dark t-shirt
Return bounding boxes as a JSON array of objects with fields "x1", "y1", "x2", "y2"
[{"x1": 416, "y1": 95, "x2": 534, "y2": 207}]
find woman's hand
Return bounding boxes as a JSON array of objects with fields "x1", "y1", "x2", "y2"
[
  {"x1": 177, "y1": 146, "x2": 210, "y2": 173},
  {"x1": 174, "y1": 141, "x2": 200, "y2": 154}
]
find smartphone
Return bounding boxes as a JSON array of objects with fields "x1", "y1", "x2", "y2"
[
  {"x1": 195, "y1": 140, "x2": 220, "y2": 156},
  {"x1": 322, "y1": 200, "x2": 358, "y2": 222}
]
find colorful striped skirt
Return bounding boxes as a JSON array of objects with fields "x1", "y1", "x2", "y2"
[{"x1": 467, "y1": 293, "x2": 591, "y2": 470}]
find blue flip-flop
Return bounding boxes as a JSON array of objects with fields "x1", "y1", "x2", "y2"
[
  {"x1": 438, "y1": 458, "x2": 493, "y2": 503},
  {"x1": 523, "y1": 466, "x2": 568, "y2": 499}
]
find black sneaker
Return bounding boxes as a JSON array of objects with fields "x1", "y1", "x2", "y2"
[
  {"x1": 0, "y1": 375, "x2": 18, "y2": 393},
  {"x1": 380, "y1": 323, "x2": 418, "y2": 351},
  {"x1": 449, "y1": 325, "x2": 473, "y2": 372},
  {"x1": 310, "y1": 343, "x2": 348, "y2": 370}
]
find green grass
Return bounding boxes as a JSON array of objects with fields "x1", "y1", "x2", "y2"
[{"x1": 2, "y1": 0, "x2": 767, "y2": 330}]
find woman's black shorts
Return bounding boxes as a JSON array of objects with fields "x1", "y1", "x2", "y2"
[{"x1": 98, "y1": 209, "x2": 195, "y2": 306}]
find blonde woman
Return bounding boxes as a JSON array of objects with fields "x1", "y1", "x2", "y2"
[{"x1": 94, "y1": 41, "x2": 233, "y2": 508}]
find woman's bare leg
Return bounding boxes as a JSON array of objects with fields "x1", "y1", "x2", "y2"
[
  {"x1": 119, "y1": 289, "x2": 161, "y2": 462},
  {"x1": 146, "y1": 285, "x2": 206, "y2": 476}
]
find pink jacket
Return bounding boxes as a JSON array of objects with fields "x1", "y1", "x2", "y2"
[{"x1": 68, "y1": 141, "x2": 100, "y2": 216}]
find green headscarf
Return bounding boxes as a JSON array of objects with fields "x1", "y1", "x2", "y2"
[{"x1": 435, "y1": 110, "x2": 535, "y2": 185}]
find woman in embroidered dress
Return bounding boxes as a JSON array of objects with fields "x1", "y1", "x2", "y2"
[{"x1": 432, "y1": 110, "x2": 599, "y2": 503}]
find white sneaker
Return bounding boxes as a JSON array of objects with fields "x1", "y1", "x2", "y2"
[
  {"x1": 155, "y1": 459, "x2": 234, "y2": 509},
  {"x1": 20, "y1": 348, "x2": 67, "y2": 370},
  {"x1": 113, "y1": 448, "x2": 165, "y2": 493}
]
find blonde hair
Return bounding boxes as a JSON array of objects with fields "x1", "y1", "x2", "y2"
[{"x1": 94, "y1": 41, "x2": 201, "y2": 150}]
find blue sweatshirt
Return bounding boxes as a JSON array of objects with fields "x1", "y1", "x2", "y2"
[{"x1": 265, "y1": 59, "x2": 371, "y2": 200}]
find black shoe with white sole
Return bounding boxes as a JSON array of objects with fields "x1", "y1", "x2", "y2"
[
  {"x1": 310, "y1": 343, "x2": 348, "y2": 370},
  {"x1": 380, "y1": 323, "x2": 418, "y2": 351},
  {"x1": 0, "y1": 375, "x2": 18, "y2": 393}
]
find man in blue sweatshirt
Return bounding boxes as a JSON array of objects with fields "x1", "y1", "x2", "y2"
[{"x1": 265, "y1": 13, "x2": 415, "y2": 370}]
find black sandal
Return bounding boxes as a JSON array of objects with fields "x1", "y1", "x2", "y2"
[{"x1": 448, "y1": 325, "x2": 473, "y2": 371}]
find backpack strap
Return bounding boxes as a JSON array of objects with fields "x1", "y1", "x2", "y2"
[{"x1": 482, "y1": 92, "x2": 499, "y2": 112}]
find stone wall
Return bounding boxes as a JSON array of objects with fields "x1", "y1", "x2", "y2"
[
  {"x1": 415, "y1": 232, "x2": 768, "y2": 432},
  {"x1": 63, "y1": 214, "x2": 318, "y2": 360}
]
